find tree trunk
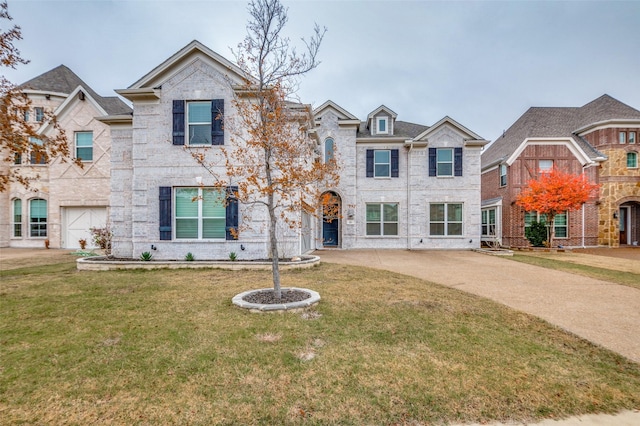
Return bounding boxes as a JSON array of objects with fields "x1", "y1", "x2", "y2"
[
  {"x1": 548, "y1": 214, "x2": 556, "y2": 249},
  {"x1": 269, "y1": 198, "x2": 282, "y2": 300}
]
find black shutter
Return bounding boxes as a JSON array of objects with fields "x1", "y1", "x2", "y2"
[
  {"x1": 366, "y1": 149, "x2": 374, "y2": 177},
  {"x1": 159, "y1": 187, "x2": 172, "y2": 240},
  {"x1": 454, "y1": 147, "x2": 463, "y2": 176},
  {"x1": 226, "y1": 186, "x2": 239, "y2": 240},
  {"x1": 428, "y1": 148, "x2": 436, "y2": 176},
  {"x1": 172, "y1": 100, "x2": 185, "y2": 145},
  {"x1": 391, "y1": 149, "x2": 399, "y2": 177},
  {"x1": 211, "y1": 99, "x2": 224, "y2": 145}
]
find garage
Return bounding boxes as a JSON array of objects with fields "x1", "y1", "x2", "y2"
[{"x1": 62, "y1": 207, "x2": 107, "y2": 249}]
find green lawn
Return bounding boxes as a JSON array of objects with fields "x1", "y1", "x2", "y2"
[{"x1": 1, "y1": 256, "x2": 639, "y2": 425}]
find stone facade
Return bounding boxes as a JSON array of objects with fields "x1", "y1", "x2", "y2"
[{"x1": 1, "y1": 67, "x2": 129, "y2": 249}]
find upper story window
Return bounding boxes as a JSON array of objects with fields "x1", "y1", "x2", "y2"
[
  {"x1": 629, "y1": 132, "x2": 636, "y2": 144},
  {"x1": 75, "y1": 131, "x2": 93, "y2": 162},
  {"x1": 172, "y1": 99, "x2": 224, "y2": 146},
  {"x1": 24, "y1": 110, "x2": 29, "y2": 121},
  {"x1": 29, "y1": 137, "x2": 46, "y2": 165},
  {"x1": 619, "y1": 131, "x2": 626, "y2": 144},
  {"x1": 324, "y1": 138, "x2": 334, "y2": 162},
  {"x1": 376, "y1": 117, "x2": 388, "y2": 135},
  {"x1": 429, "y1": 147, "x2": 463, "y2": 177},
  {"x1": 627, "y1": 152, "x2": 638, "y2": 168},
  {"x1": 499, "y1": 164, "x2": 507, "y2": 186},
  {"x1": 366, "y1": 149, "x2": 399, "y2": 178},
  {"x1": 539, "y1": 159, "x2": 553, "y2": 173},
  {"x1": 29, "y1": 198, "x2": 47, "y2": 238},
  {"x1": 34, "y1": 107, "x2": 44, "y2": 122},
  {"x1": 12, "y1": 199, "x2": 22, "y2": 238},
  {"x1": 188, "y1": 102, "x2": 212, "y2": 145}
]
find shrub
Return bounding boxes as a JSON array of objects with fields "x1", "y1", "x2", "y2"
[
  {"x1": 90, "y1": 226, "x2": 112, "y2": 252},
  {"x1": 525, "y1": 220, "x2": 548, "y2": 247},
  {"x1": 184, "y1": 252, "x2": 195, "y2": 261},
  {"x1": 229, "y1": 252, "x2": 237, "y2": 261}
]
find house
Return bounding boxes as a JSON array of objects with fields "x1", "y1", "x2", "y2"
[
  {"x1": 0, "y1": 65, "x2": 131, "y2": 249},
  {"x1": 481, "y1": 94, "x2": 640, "y2": 248},
  {"x1": 101, "y1": 40, "x2": 488, "y2": 260},
  {"x1": 313, "y1": 102, "x2": 489, "y2": 250}
]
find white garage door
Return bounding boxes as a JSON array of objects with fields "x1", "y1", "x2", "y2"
[{"x1": 63, "y1": 207, "x2": 107, "y2": 249}]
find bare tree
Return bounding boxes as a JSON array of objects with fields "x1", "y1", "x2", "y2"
[
  {"x1": 193, "y1": 0, "x2": 339, "y2": 299},
  {"x1": 0, "y1": 1, "x2": 76, "y2": 192}
]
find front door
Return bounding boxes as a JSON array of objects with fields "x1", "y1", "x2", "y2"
[
  {"x1": 321, "y1": 191, "x2": 340, "y2": 247},
  {"x1": 619, "y1": 207, "x2": 629, "y2": 245}
]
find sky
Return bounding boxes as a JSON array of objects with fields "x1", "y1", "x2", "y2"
[{"x1": 3, "y1": 0, "x2": 640, "y2": 142}]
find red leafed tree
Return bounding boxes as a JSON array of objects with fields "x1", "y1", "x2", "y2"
[
  {"x1": 0, "y1": 1, "x2": 76, "y2": 192},
  {"x1": 516, "y1": 168, "x2": 599, "y2": 247}
]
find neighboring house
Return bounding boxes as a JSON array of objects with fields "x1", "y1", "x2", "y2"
[
  {"x1": 0, "y1": 65, "x2": 131, "y2": 249},
  {"x1": 101, "y1": 40, "x2": 488, "y2": 260},
  {"x1": 481, "y1": 94, "x2": 640, "y2": 248},
  {"x1": 314, "y1": 102, "x2": 489, "y2": 250}
]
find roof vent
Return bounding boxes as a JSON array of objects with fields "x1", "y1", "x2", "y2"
[{"x1": 78, "y1": 91, "x2": 85, "y2": 101}]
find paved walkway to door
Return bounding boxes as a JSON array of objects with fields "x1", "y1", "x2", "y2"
[{"x1": 315, "y1": 249, "x2": 640, "y2": 364}]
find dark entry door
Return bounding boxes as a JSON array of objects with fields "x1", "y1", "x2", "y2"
[
  {"x1": 619, "y1": 207, "x2": 628, "y2": 245},
  {"x1": 323, "y1": 218, "x2": 339, "y2": 247}
]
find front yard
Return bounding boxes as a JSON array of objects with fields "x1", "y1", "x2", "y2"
[{"x1": 1, "y1": 254, "x2": 639, "y2": 425}]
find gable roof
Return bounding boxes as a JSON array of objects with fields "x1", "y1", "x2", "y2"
[
  {"x1": 481, "y1": 94, "x2": 640, "y2": 169},
  {"x1": 19, "y1": 65, "x2": 131, "y2": 115},
  {"x1": 357, "y1": 120, "x2": 429, "y2": 140},
  {"x1": 313, "y1": 100, "x2": 360, "y2": 122},
  {"x1": 127, "y1": 40, "x2": 251, "y2": 90},
  {"x1": 367, "y1": 105, "x2": 398, "y2": 120},
  {"x1": 413, "y1": 116, "x2": 485, "y2": 143}
]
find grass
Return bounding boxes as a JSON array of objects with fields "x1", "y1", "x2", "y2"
[
  {"x1": 508, "y1": 254, "x2": 640, "y2": 290},
  {"x1": 1, "y1": 255, "x2": 640, "y2": 425}
]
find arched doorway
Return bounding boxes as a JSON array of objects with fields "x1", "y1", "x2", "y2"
[
  {"x1": 619, "y1": 201, "x2": 640, "y2": 245},
  {"x1": 321, "y1": 191, "x2": 341, "y2": 247}
]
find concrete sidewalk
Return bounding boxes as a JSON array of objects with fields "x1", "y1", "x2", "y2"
[{"x1": 315, "y1": 249, "x2": 640, "y2": 426}]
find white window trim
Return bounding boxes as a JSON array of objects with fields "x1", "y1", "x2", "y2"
[
  {"x1": 12, "y1": 199, "x2": 22, "y2": 238},
  {"x1": 525, "y1": 211, "x2": 568, "y2": 239},
  {"x1": 499, "y1": 164, "x2": 507, "y2": 187},
  {"x1": 481, "y1": 208, "x2": 497, "y2": 238},
  {"x1": 429, "y1": 203, "x2": 464, "y2": 237},
  {"x1": 75, "y1": 131, "x2": 93, "y2": 162},
  {"x1": 374, "y1": 149, "x2": 391, "y2": 178},
  {"x1": 29, "y1": 198, "x2": 47, "y2": 238},
  {"x1": 174, "y1": 187, "x2": 225, "y2": 240},
  {"x1": 365, "y1": 203, "x2": 399, "y2": 236},
  {"x1": 187, "y1": 101, "x2": 212, "y2": 146},
  {"x1": 538, "y1": 159, "x2": 553, "y2": 173},
  {"x1": 619, "y1": 131, "x2": 627, "y2": 144},
  {"x1": 629, "y1": 132, "x2": 636, "y2": 144},
  {"x1": 627, "y1": 152, "x2": 638, "y2": 169},
  {"x1": 376, "y1": 116, "x2": 389, "y2": 135},
  {"x1": 436, "y1": 148, "x2": 454, "y2": 177}
]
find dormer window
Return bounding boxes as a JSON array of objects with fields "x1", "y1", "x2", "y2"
[{"x1": 376, "y1": 117, "x2": 388, "y2": 135}]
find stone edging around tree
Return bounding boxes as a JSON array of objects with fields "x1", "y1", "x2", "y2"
[{"x1": 232, "y1": 287, "x2": 321, "y2": 313}]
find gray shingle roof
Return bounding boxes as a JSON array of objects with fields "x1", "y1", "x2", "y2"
[
  {"x1": 357, "y1": 120, "x2": 429, "y2": 139},
  {"x1": 19, "y1": 65, "x2": 131, "y2": 116},
  {"x1": 481, "y1": 94, "x2": 640, "y2": 168}
]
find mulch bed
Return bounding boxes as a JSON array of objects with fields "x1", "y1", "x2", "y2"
[{"x1": 242, "y1": 289, "x2": 311, "y2": 304}]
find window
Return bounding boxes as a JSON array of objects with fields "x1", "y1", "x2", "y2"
[
  {"x1": 481, "y1": 209, "x2": 496, "y2": 237},
  {"x1": 35, "y1": 107, "x2": 44, "y2": 122},
  {"x1": 188, "y1": 101, "x2": 212, "y2": 145},
  {"x1": 324, "y1": 138, "x2": 334, "y2": 162},
  {"x1": 499, "y1": 164, "x2": 507, "y2": 186},
  {"x1": 525, "y1": 211, "x2": 567, "y2": 238},
  {"x1": 75, "y1": 131, "x2": 93, "y2": 161},
  {"x1": 629, "y1": 132, "x2": 636, "y2": 144},
  {"x1": 366, "y1": 203, "x2": 398, "y2": 236},
  {"x1": 430, "y1": 203, "x2": 463, "y2": 236},
  {"x1": 436, "y1": 148, "x2": 454, "y2": 176},
  {"x1": 374, "y1": 150, "x2": 390, "y2": 177},
  {"x1": 29, "y1": 199, "x2": 47, "y2": 237},
  {"x1": 539, "y1": 159, "x2": 553, "y2": 173},
  {"x1": 12, "y1": 199, "x2": 22, "y2": 237},
  {"x1": 175, "y1": 187, "x2": 226, "y2": 239},
  {"x1": 24, "y1": 110, "x2": 29, "y2": 121},
  {"x1": 29, "y1": 137, "x2": 46, "y2": 165},
  {"x1": 619, "y1": 131, "x2": 627, "y2": 144},
  {"x1": 627, "y1": 152, "x2": 638, "y2": 168},
  {"x1": 376, "y1": 117, "x2": 388, "y2": 134},
  {"x1": 366, "y1": 149, "x2": 399, "y2": 178}
]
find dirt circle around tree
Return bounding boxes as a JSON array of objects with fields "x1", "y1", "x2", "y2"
[{"x1": 232, "y1": 287, "x2": 321, "y2": 313}]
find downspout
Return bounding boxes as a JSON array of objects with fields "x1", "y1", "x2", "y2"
[{"x1": 407, "y1": 142, "x2": 413, "y2": 250}]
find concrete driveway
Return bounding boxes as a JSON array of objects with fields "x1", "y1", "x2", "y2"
[{"x1": 315, "y1": 249, "x2": 640, "y2": 364}]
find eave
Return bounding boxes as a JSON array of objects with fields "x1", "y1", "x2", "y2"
[
  {"x1": 115, "y1": 88, "x2": 161, "y2": 102},
  {"x1": 97, "y1": 114, "x2": 133, "y2": 125}
]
